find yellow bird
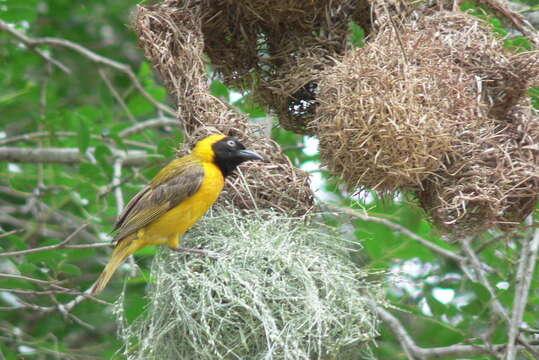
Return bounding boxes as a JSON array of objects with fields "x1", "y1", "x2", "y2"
[{"x1": 92, "y1": 135, "x2": 263, "y2": 294}]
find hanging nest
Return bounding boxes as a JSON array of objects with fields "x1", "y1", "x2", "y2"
[
  {"x1": 313, "y1": 9, "x2": 538, "y2": 233},
  {"x1": 313, "y1": 11, "x2": 493, "y2": 191},
  {"x1": 313, "y1": 45, "x2": 483, "y2": 191},
  {"x1": 418, "y1": 101, "x2": 539, "y2": 234},
  {"x1": 201, "y1": 0, "x2": 372, "y2": 134},
  {"x1": 134, "y1": 1, "x2": 314, "y2": 216},
  {"x1": 118, "y1": 210, "x2": 382, "y2": 359}
]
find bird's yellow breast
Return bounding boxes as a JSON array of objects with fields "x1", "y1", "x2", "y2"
[{"x1": 139, "y1": 162, "x2": 224, "y2": 248}]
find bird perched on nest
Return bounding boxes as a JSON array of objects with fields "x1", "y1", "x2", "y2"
[{"x1": 92, "y1": 135, "x2": 264, "y2": 294}]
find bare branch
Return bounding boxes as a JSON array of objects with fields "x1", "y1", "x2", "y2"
[
  {"x1": 0, "y1": 273, "x2": 71, "y2": 292},
  {"x1": 0, "y1": 147, "x2": 161, "y2": 166},
  {"x1": 505, "y1": 228, "x2": 539, "y2": 360},
  {"x1": 461, "y1": 237, "x2": 509, "y2": 320},
  {"x1": 461, "y1": 237, "x2": 539, "y2": 358},
  {"x1": 326, "y1": 204, "x2": 466, "y2": 264},
  {"x1": 0, "y1": 21, "x2": 71, "y2": 73},
  {"x1": 0, "y1": 273, "x2": 111, "y2": 312},
  {"x1": 372, "y1": 302, "x2": 518, "y2": 359},
  {"x1": 98, "y1": 67, "x2": 136, "y2": 123},
  {"x1": 0, "y1": 19, "x2": 175, "y2": 116},
  {"x1": 476, "y1": 0, "x2": 539, "y2": 47},
  {"x1": 0, "y1": 229, "x2": 24, "y2": 238},
  {"x1": 112, "y1": 159, "x2": 125, "y2": 214},
  {"x1": 0, "y1": 224, "x2": 89, "y2": 257},
  {"x1": 119, "y1": 117, "x2": 181, "y2": 137},
  {"x1": 0, "y1": 130, "x2": 156, "y2": 150},
  {"x1": 0, "y1": 214, "x2": 63, "y2": 239}
]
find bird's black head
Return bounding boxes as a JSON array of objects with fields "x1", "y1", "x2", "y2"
[{"x1": 212, "y1": 137, "x2": 264, "y2": 177}]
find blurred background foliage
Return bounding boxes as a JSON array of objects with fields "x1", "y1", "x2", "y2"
[{"x1": 0, "y1": 0, "x2": 538, "y2": 359}]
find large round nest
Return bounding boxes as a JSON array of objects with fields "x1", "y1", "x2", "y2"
[
  {"x1": 313, "y1": 48, "x2": 481, "y2": 191},
  {"x1": 118, "y1": 210, "x2": 382, "y2": 359},
  {"x1": 313, "y1": 10, "x2": 538, "y2": 233}
]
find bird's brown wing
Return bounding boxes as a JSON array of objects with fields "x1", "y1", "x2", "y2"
[{"x1": 111, "y1": 157, "x2": 205, "y2": 244}]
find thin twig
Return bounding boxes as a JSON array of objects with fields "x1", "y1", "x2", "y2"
[
  {"x1": 505, "y1": 228, "x2": 539, "y2": 360},
  {"x1": 112, "y1": 159, "x2": 125, "y2": 214},
  {"x1": 111, "y1": 157, "x2": 137, "y2": 276},
  {"x1": 476, "y1": 0, "x2": 539, "y2": 47},
  {"x1": 0, "y1": 146, "x2": 159, "y2": 166},
  {"x1": 461, "y1": 237, "x2": 539, "y2": 358},
  {"x1": 461, "y1": 237, "x2": 508, "y2": 320},
  {"x1": 0, "y1": 19, "x2": 174, "y2": 116},
  {"x1": 119, "y1": 117, "x2": 180, "y2": 137},
  {"x1": 372, "y1": 301, "x2": 518, "y2": 359},
  {"x1": 0, "y1": 130, "x2": 156, "y2": 150},
  {"x1": 0, "y1": 229, "x2": 24, "y2": 238},
  {"x1": 98, "y1": 67, "x2": 137, "y2": 123},
  {"x1": 0, "y1": 21, "x2": 71, "y2": 73},
  {"x1": 0, "y1": 224, "x2": 89, "y2": 257},
  {"x1": 327, "y1": 205, "x2": 465, "y2": 264}
]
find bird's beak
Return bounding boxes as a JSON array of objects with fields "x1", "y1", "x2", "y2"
[{"x1": 237, "y1": 149, "x2": 265, "y2": 162}]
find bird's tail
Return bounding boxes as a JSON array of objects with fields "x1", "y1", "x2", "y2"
[{"x1": 92, "y1": 237, "x2": 137, "y2": 294}]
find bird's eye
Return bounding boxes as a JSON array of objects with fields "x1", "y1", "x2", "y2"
[{"x1": 227, "y1": 140, "x2": 236, "y2": 148}]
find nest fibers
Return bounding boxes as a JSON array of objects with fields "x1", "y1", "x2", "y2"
[
  {"x1": 201, "y1": 0, "x2": 372, "y2": 134},
  {"x1": 314, "y1": 10, "x2": 538, "y2": 234},
  {"x1": 117, "y1": 210, "x2": 382, "y2": 359},
  {"x1": 134, "y1": 1, "x2": 314, "y2": 215}
]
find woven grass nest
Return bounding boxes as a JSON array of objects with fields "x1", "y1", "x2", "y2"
[
  {"x1": 201, "y1": 0, "x2": 372, "y2": 134},
  {"x1": 313, "y1": 10, "x2": 538, "y2": 235},
  {"x1": 117, "y1": 210, "x2": 382, "y2": 359},
  {"x1": 135, "y1": 1, "x2": 315, "y2": 216}
]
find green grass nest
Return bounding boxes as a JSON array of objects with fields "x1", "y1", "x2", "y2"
[{"x1": 117, "y1": 209, "x2": 382, "y2": 359}]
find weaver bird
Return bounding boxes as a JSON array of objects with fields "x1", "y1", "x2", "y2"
[{"x1": 92, "y1": 135, "x2": 264, "y2": 294}]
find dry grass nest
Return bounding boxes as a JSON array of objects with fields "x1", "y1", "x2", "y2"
[
  {"x1": 201, "y1": 0, "x2": 372, "y2": 134},
  {"x1": 313, "y1": 10, "x2": 538, "y2": 233},
  {"x1": 117, "y1": 210, "x2": 383, "y2": 360},
  {"x1": 135, "y1": 1, "x2": 315, "y2": 216}
]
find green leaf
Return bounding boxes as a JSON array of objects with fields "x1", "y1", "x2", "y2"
[
  {"x1": 79, "y1": 162, "x2": 107, "y2": 183},
  {"x1": 461, "y1": 298, "x2": 482, "y2": 315},
  {"x1": 16, "y1": 262, "x2": 39, "y2": 275},
  {"x1": 95, "y1": 145, "x2": 113, "y2": 178},
  {"x1": 348, "y1": 21, "x2": 365, "y2": 48},
  {"x1": 127, "y1": 94, "x2": 153, "y2": 117},
  {"x1": 2, "y1": 0, "x2": 39, "y2": 22},
  {"x1": 58, "y1": 264, "x2": 81, "y2": 276},
  {"x1": 157, "y1": 138, "x2": 175, "y2": 159},
  {"x1": 26, "y1": 246, "x2": 65, "y2": 265},
  {"x1": 426, "y1": 295, "x2": 447, "y2": 316},
  {"x1": 234, "y1": 94, "x2": 266, "y2": 118},
  {"x1": 77, "y1": 115, "x2": 91, "y2": 154},
  {"x1": 210, "y1": 80, "x2": 230, "y2": 100},
  {"x1": 470, "y1": 282, "x2": 492, "y2": 303},
  {"x1": 148, "y1": 86, "x2": 167, "y2": 102},
  {"x1": 123, "y1": 289, "x2": 150, "y2": 323}
]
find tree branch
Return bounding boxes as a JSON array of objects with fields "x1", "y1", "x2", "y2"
[
  {"x1": 0, "y1": 147, "x2": 161, "y2": 166},
  {"x1": 119, "y1": 117, "x2": 180, "y2": 137},
  {"x1": 505, "y1": 228, "x2": 539, "y2": 360},
  {"x1": 326, "y1": 204, "x2": 466, "y2": 264},
  {"x1": 0, "y1": 130, "x2": 156, "y2": 150},
  {"x1": 0, "y1": 19, "x2": 175, "y2": 116},
  {"x1": 373, "y1": 302, "x2": 518, "y2": 359},
  {"x1": 0, "y1": 21, "x2": 71, "y2": 73},
  {"x1": 0, "y1": 224, "x2": 89, "y2": 257}
]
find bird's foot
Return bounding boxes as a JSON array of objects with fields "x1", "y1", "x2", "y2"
[{"x1": 170, "y1": 247, "x2": 221, "y2": 258}]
